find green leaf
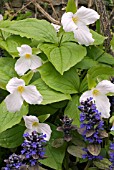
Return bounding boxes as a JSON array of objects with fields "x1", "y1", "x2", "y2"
[
  {"x1": 21, "y1": 71, "x2": 34, "y2": 85},
  {"x1": 0, "y1": 102, "x2": 28, "y2": 133},
  {"x1": 79, "y1": 75, "x2": 88, "y2": 93},
  {"x1": 66, "y1": 0, "x2": 77, "y2": 13},
  {"x1": 0, "y1": 125, "x2": 25, "y2": 148},
  {"x1": 32, "y1": 78, "x2": 71, "y2": 105},
  {"x1": 0, "y1": 35, "x2": 31, "y2": 58},
  {"x1": 76, "y1": 57, "x2": 98, "y2": 69},
  {"x1": 38, "y1": 62, "x2": 79, "y2": 94},
  {"x1": 40, "y1": 42, "x2": 86, "y2": 74},
  {"x1": 67, "y1": 145, "x2": 86, "y2": 158},
  {"x1": 0, "y1": 19, "x2": 58, "y2": 43},
  {"x1": 93, "y1": 158, "x2": 111, "y2": 170},
  {"x1": 0, "y1": 57, "x2": 17, "y2": 89},
  {"x1": 40, "y1": 124, "x2": 66, "y2": 170},
  {"x1": 87, "y1": 46, "x2": 114, "y2": 65},
  {"x1": 64, "y1": 95, "x2": 80, "y2": 127},
  {"x1": 90, "y1": 30, "x2": 106, "y2": 45},
  {"x1": 87, "y1": 65, "x2": 114, "y2": 89}
]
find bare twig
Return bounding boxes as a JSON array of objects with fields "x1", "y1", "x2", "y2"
[
  {"x1": 10, "y1": 0, "x2": 35, "y2": 20},
  {"x1": 33, "y1": 2, "x2": 60, "y2": 24}
]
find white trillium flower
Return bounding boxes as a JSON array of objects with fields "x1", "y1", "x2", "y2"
[
  {"x1": 4, "y1": 77, "x2": 43, "y2": 113},
  {"x1": 80, "y1": 80, "x2": 114, "y2": 118},
  {"x1": 15, "y1": 45, "x2": 42, "y2": 76},
  {"x1": 0, "y1": 14, "x2": 3, "y2": 21},
  {"x1": 51, "y1": 23, "x2": 61, "y2": 32},
  {"x1": 23, "y1": 115, "x2": 52, "y2": 141},
  {"x1": 61, "y1": 6, "x2": 100, "y2": 46}
]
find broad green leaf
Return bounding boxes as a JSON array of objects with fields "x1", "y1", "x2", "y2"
[
  {"x1": 0, "y1": 19, "x2": 58, "y2": 43},
  {"x1": 0, "y1": 125, "x2": 25, "y2": 148},
  {"x1": 76, "y1": 57, "x2": 98, "y2": 69},
  {"x1": 64, "y1": 95, "x2": 80, "y2": 127},
  {"x1": 32, "y1": 78, "x2": 71, "y2": 105},
  {"x1": 93, "y1": 158, "x2": 111, "y2": 170},
  {"x1": 87, "y1": 65, "x2": 114, "y2": 89},
  {"x1": 0, "y1": 57, "x2": 17, "y2": 89},
  {"x1": 5, "y1": 35, "x2": 31, "y2": 57},
  {"x1": 67, "y1": 145, "x2": 86, "y2": 158},
  {"x1": 0, "y1": 102, "x2": 28, "y2": 133},
  {"x1": 90, "y1": 30, "x2": 106, "y2": 45},
  {"x1": 66, "y1": 0, "x2": 77, "y2": 13},
  {"x1": 40, "y1": 124, "x2": 66, "y2": 170},
  {"x1": 38, "y1": 62, "x2": 78, "y2": 94},
  {"x1": 61, "y1": 32, "x2": 75, "y2": 43},
  {"x1": 79, "y1": 75, "x2": 88, "y2": 93},
  {"x1": 87, "y1": 46, "x2": 114, "y2": 65},
  {"x1": 40, "y1": 42, "x2": 86, "y2": 74},
  {"x1": 21, "y1": 71, "x2": 34, "y2": 85}
]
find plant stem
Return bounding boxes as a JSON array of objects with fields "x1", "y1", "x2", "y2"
[{"x1": 84, "y1": 161, "x2": 92, "y2": 170}]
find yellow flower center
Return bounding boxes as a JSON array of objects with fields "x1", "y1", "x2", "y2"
[
  {"x1": 32, "y1": 122, "x2": 38, "y2": 127},
  {"x1": 92, "y1": 89, "x2": 100, "y2": 96},
  {"x1": 17, "y1": 86, "x2": 24, "y2": 93},
  {"x1": 25, "y1": 53, "x2": 31, "y2": 58},
  {"x1": 72, "y1": 16, "x2": 78, "y2": 23}
]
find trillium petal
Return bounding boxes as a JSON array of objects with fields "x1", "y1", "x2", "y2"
[
  {"x1": 73, "y1": 25, "x2": 94, "y2": 46},
  {"x1": 80, "y1": 90, "x2": 93, "y2": 102},
  {"x1": 15, "y1": 56, "x2": 31, "y2": 76},
  {"x1": 6, "y1": 77, "x2": 25, "y2": 93},
  {"x1": 51, "y1": 23, "x2": 61, "y2": 32},
  {"x1": 0, "y1": 14, "x2": 3, "y2": 21},
  {"x1": 4, "y1": 91, "x2": 23, "y2": 112},
  {"x1": 96, "y1": 80, "x2": 114, "y2": 95},
  {"x1": 23, "y1": 115, "x2": 39, "y2": 129},
  {"x1": 94, "y1": 94, "x2": 110, "y2": 118},
  {"x1": 37, "y1": 123, "x2": 52, "y2": 141},
  {"x1": 17, "y1": 45, "x2": 32, "y2": 57},
  {"x1": 75, "y1": 6, "x2": 100, "y2": 25},
  {"x1": 30, "y1": 55, "x2": 42, "y2": 70},
  {"x1": 22, "y1": 85, "x2": 43, "y2": 104},
  {"x1": 61, "y1": 12, "x2": 78, "y2": 32}
]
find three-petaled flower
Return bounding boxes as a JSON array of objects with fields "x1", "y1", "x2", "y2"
[
  {"x1": 61, "y1": 6, "x2": 100, "y2": 46},
  {"x1": 15, "y1": 44, "x2": 42, "y2": 76},
  {"x1": 4, "y1": 77, "x2": 43, "y2": 113},
  {"x1": 23, "y1": 115, "x2": 52, "y2": 141},
  {"x1": 80, "y1": 80, "x2": 114, "y2": 118}
]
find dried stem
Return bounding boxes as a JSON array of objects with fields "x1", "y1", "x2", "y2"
[{"x1": 33, "y1": 2, "x2": 60, "y2": 24}]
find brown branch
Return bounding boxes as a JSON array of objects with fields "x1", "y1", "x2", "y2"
[
  {"x1": 10, "y1": 0, "x2": 36, "y2": 20},
  {"x1": 33, "y1": 2, "x2": 60, "y2": 25}
]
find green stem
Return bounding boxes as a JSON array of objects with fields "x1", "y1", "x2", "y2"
[{"x1": 84, "y1": 161, "x2": 92, "y2": 170}]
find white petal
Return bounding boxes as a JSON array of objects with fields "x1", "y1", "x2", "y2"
[
  {"x1": 111, "y1": 126, "x2": 114, "y2": 131},
  {"x1": 94, "y1": 94, "x2": 110, "y2": 118},
  {"x1": 17, "y1": 45, "x2": 32, "y2": 57},
  {"x1": 15, "y1": 56, "x2": 31, "y2": 76},
  {"x1": 51, "y1": 23, "x2": 61, "y2": 32},
  {"x1": 75, "y1": 6, "x2": 100, "y2": 25},
  {"x1": 30, "y1": 55, "x2": 42, "y2": 70},
  {"x1": 23, "y1": 115, "x2": 39, "y2": 129},
  {"x1": 61, "y1": 12, "x2": 78, "y2": 32},
  {"x1": 37, "y1": 123, "x2": 52, "y2": 141},
  {"x1": 0, "y1": 14, "x2": 3, "y2": 21},
  {"x1": 80, "y1": 90, "x2": 93, "y2": 102},
  {"x1": 96, "y1": 80, "x2": 114, "y2": 95},
  {"x1": 6, "y1": 77, "x2": 25, "y2": 93},
  {"x1": 22, "y1": 85, "x2": 43, "y2": 104},
  {"x1": 73, "y1": 25, "x2": 94, "y2": 46},
  {"x1": 4, "y1": 91, "x2": 23, "y2": 112}
]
